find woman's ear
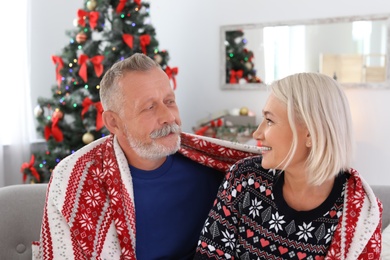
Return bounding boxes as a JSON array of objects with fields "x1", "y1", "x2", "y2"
[{"x1": 102, "y1": 110, "x2": 120, "y2": 134}]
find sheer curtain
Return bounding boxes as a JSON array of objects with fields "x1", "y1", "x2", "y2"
[{"x1": 0, "y1": 0, "x2": 34, "y2": 186}]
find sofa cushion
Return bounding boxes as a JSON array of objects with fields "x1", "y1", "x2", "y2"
[{"x1": 382, "y1": 224, "x2": 390, "y2": 259}]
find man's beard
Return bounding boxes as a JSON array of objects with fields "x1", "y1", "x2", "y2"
[{"x1": 124, "y1": 123, "x2": 181, "y2": 160}]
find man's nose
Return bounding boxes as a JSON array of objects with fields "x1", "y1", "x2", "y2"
[{"x1": 158, "y1": 105, "x2": 176, "y2": 124}]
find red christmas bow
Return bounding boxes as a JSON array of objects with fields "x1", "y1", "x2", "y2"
[
  {"x1": 122, "y1": 34, "x2": 134, "y2": 49},
  {"x1": 116, "y1": 0, "x2": 142, "y2": 13},
  {"x1": 77, "y1": 9, "x2": 99, "y2": 30},
  {"x1": 20, "y1": 154, "x2": 40, "y2": 183},
  {"x1": 229, "y1": 69, "x2": 244, "y2": 83},
  {"x1": 44, "y1": 116, "x2": 63, "y2": 142},
  {"x1": 52, "y1": 55, "x2": 64, "y2": 86},
  {"x1": 139, "y1": 35, "x2": 151, "y2": 54},
  {"x1": 81, "y1": 97, "x2": 104, "y2": 131},
  {"x1": 78, "y1": 54, "x2": 104, "y2": 82},
  {"x1": 165, "y1": 66, "x2": 178, "y2": 90}
]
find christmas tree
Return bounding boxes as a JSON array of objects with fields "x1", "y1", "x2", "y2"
[
  {"x1": 225, "y1": 30, "x2": 261, "y2": 84},
  {"x1": 21, "y1": 0, "x2": 178, "y2": 183}
]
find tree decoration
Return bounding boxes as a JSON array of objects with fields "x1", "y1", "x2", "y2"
[
  {"x1": 52, "y1": 108, "x2": 64, "y2": 119},
  {"x1": 225, "y1": 30, "x2": 262, "y2": 84},
  {"x1": 82, "y1": 132, "x2": 95, "y2": 144},
  {"x1": 122, "y1": 34, "x2": 134, "y2": 49},
  {"x1": 239, "y1": 107, "x2": 249, "y2": 116},
  {"x1": 34, "y1": 105, "x2": 44, "y2": 118},
  {"x1": 229, "y1": 69, "x2": 244, "y2": 83},
  {"x1": 78, "y1": 54, "x2": 104, "y2": 82},
  {"x1": 86, "y1": 0, "x2": 97, "y2": 11},
  {"x1": 81, "y1": 98, "x2": 104, "y2": 131},
  {"x1": 77, "y1": 9, "x2": 99, "y2": 30},
  {"x1": 154, "y1": 54, "x2": 162, "y2": 64},
  {"x1": 139, "y1": 34, "x2": 151, "y2": 54},
  {"x1": 52, "y1": 56, "x2": 64, "y2": 86},
  {"x1": 165, "y1": 66, "x2": 178, "y2": 90},
  {"x1": 76, "y1": 32, "x2": 88, "y2": 44},
  {"x1": 20, "y1": 155, "x2": 40, "y2": 183}
]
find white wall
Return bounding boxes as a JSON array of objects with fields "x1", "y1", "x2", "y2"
[{"x1": 31, "y1": 0, "x2": 390, "y2": 185}]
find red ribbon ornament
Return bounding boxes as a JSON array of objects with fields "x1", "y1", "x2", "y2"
[
  {"x1": 116, "y1": 0, "x2": 141, "y2": 13},
  {"x1": 52, "y1": 55, "x2": 64, "y2": 86},
  {"x1": 195, "y1": 125, "x2": 211, "y2": 136},
  {"x1": 116, "y1": 0, "x2": 127, "y2": 13},
  {"x1": 139, "y1": 35, "x2": 151, "y2": 54},
  {"x1": 81, "y1": 97, "x2": 104, "y2": 131},
  {"x1": 77, "y1": 9, "x2": 99, "y2": 30},
  {"x1": 44, "y1": 116, "x2": 64, "y2": 142},
  {"x1": 229, "y1": 69, "x2": 244, "y2": 83},
  {"x1": 20, "y1": 155, "x2": 40, "y2": 183},
  {"x1": 210, "y1": 118, "x2": 223, "y2": 127},
  {"x1": 122, "y1": 34, "x2": 134, "y2": 49},
  {"x1": 165, "y1": 66, "x2": 178, "y2": 90},
  {"x1": 78, "y1": 54, "x2": 104, "y2": 82}
]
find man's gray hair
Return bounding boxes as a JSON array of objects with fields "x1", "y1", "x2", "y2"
[{"x1": 100, "y1": 53, "x2": 161, "y2": 112}]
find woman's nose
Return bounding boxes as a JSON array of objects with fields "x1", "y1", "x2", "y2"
[{"x1": 252, "y1": 121, "x2": 264, "y2": 140}]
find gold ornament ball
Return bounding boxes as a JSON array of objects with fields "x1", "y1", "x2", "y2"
[
  {"x1": 239, "y1": 107, "x2": 249, "y2": 116},
  {"x1": 86, "y1": 0, "x2": 97, "y2": 11},
  {"x1": 82, "y1": 132, "x2": 95, "y2": 144}
]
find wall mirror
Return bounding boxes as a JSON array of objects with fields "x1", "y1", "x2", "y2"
[{"x1": 221, "y1": 14, "x2": 390, "y2": 90}]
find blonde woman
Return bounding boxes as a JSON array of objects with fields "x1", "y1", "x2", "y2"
[{"x1": 195, "y1": 72, "x2": 382, "y2": 259}]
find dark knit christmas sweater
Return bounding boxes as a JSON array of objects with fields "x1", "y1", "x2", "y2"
[{"x1": 194, "y1": 156, "x2": 348, "y2": 260}]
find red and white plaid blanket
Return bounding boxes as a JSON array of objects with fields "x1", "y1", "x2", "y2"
[{"x1": 32, "y1": 132, "x2": 382, "y2": 259}]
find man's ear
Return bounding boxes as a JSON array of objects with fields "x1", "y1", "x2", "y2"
[{"x1": 102, "y1": 110, "x2": 120, "y2": 134}]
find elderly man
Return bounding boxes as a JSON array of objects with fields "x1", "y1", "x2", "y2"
[{"x1": 33, "y1": 53, "x2": 261, "y2": 259}]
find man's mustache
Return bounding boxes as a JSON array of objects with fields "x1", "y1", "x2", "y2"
[{"x1": 150, "y1": 124, "x2": 181, "y2": 139}]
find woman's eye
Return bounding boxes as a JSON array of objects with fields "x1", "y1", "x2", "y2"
[{"x1": 266, "y1": 118, "x2": 273, "y2": 126}]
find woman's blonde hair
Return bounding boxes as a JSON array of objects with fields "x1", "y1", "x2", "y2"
[{"x1": 271, "y1": 72, "x2": 354, "y2": 185}]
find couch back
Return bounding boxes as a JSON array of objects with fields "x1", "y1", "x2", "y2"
[
  {"x1": 0, "y1": 184, "x2": 47, "y2": 260},
  {"x1": 0, "y1": 183, "x2": 386, "y2": 259},
  {"x1": 371, "y1": 185, "x2": 390, "y2": 230}
]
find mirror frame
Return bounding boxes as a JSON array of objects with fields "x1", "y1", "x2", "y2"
[{"x1": 220, "y1": 14, "x2": 390, "y2": 90}]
